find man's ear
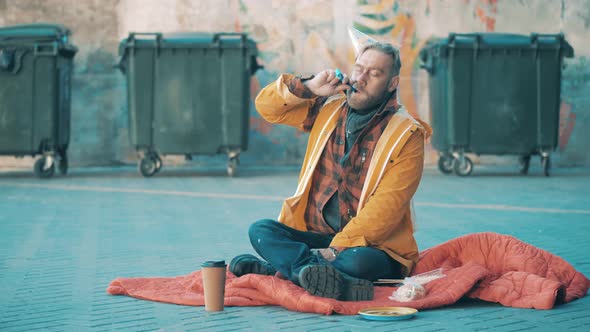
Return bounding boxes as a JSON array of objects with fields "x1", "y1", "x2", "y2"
[{"x1": 387, "y1": 76, "x2": 400, "y2": 92}]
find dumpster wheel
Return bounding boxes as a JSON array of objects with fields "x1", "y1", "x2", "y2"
[
  {"x1": 541, "y1": 155, "x2": 551, "y2": 177},
  {"x1": 153, "y1": 154, "x2": 163, "y2": 173},
  {"x1": 519, "y1": 155, "x2": 531, "y2": 175},
  {"x1": 438, "y1": 155, "x2": 454, "y2": 174},
  {"x1": 453, "y1": 156, "x2": 473, "y2": 177},
  {"x1": 139, "y1": 156, "x2": 158, "y2": 177},
  {"x1": 227, "y1": 157, "x2": 239, "y2": 177},
  {"x1": 34, "y1": 156, "x2": 55, "y2": 179},
  {"x1": 58, "y1": 151, "x2": 68, "y2": 175}
]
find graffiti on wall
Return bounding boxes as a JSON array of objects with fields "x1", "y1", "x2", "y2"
[
  {"x1": 472, "y1": 0, "x2": 498, "y2": 32},
  {"x1": 559, "y1": 102, "x2": 576, "y2": 151}
]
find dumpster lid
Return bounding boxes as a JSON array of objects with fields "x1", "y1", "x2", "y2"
[
  {"x1": 450, "y1": 33, "x2": 533, "y2": 47},
  {"x1": 164, "y1": 32, "x2": 257, "y2": 49},
  {"x1": 163, "y1": 32, "x2": 226, "y2": 44},
  {"x1": 447, "y1": 33, "x2": 571, "y2": 49},
  {"x1": 423, "y1": 33, "x2": 574, "y2": 58},
  {"x1": 119, "y1": 32, "x2": 257, "y2": 55},
  {"x1": 0, "y1": 23, "x2": 71, "y2": 42}
]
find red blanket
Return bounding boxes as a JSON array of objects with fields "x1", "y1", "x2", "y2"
[{"x1": 107, "y1": 233, "x2": 589, "y2": 314}]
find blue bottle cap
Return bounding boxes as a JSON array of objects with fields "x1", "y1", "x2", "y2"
[{"x1": 201, "y1": 260, "x2": 226, "y2": 268}]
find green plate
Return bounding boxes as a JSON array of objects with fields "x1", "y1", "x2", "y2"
[{"x1": 358, "y1": 307, "x2": 418, "y2": 321}]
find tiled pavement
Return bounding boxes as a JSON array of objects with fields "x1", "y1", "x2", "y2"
[{"x1": 0, "y1": 164, "x2": 589, "y2": 331}]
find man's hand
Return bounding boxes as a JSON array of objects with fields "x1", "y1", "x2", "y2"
[
  {"x1": 317, "y1": 246, "x2": 346, "y2": 262},
  {"x1": 304, "y1": 69, "x2": 352, "y2": 97}
]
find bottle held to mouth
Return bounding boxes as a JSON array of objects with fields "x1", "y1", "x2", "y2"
[{"x1": 334, "y1": 68, "x2": 357, "y2": 93}]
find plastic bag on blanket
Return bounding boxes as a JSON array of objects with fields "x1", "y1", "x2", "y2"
[{"x1": 389, "y1": 268, "x2": 446, "y2": 302}]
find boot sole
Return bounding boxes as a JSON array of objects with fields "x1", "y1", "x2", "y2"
[{"x1": 299, "y1": 264, "x2": 374, "y2": 301}]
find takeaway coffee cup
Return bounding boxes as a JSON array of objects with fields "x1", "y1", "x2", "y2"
[{"x1": 201, "y1": 260, "x2": 227, "y2": 311}]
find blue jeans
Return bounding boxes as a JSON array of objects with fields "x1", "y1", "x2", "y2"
[{"x1": 248, "y1": 219, "x2": 402, "y2": 283}]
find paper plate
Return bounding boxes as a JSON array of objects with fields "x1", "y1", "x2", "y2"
[{"x1": 358, "y1": 307, "x2": 418, "y2": 321}]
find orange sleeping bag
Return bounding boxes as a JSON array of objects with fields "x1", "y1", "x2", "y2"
[{"x1": 107, "y1": 232, "x2": 590, "y2": 315}]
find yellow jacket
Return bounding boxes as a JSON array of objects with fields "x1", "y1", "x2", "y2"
[{"x1": 255, "y1": 74, "x2": 432, "y2": 276}]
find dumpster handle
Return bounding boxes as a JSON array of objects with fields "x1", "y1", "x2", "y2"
[
  {"x1": 213, "y1": 33, "x2": 247, "y2": 47},
  {"x1": 33, "y1": 41, "x2": 58, "y2": 57},
  {"x1": 0, "y1": 48, "x2": 26, "y2": 75},
  {"x1": 448, "y1": 33, "x2": 481, "y2": 60},
  {"x1": 11, "y1": 49, "x2": 26, "y2": 74},
  {"x1": 250, "y1": 56, "x2": 264, "y2": 75},
  {"x1": 127, "y1": 32, "x2": 163, "y2": 42},
  {"x1": 448, "y1": 33, "x2": 483, "y2": 43},
  {"x1": 419, "y1": 48, "x2": 435, "y2": 74},
  {"x1": 530, "y1": 33, "x2": 539, "y2": 60},
  {"x1": 530, "y1": 33, "x2": 574, "y2": 58},
  {"x1": 114, "y1": 55, "x2": 125, "y2": 73},
  {"x1": 531, "y1": 33, "x2": 565, "y2": 41},
  {"x1": 127, "y1": 32, "x2": 163, "y2": 56},
  {"x1": 474, "y1": 34, "x2": 481, "y2": 60}
]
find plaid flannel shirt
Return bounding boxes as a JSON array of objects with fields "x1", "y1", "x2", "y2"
[{"x1": 287, "y1": 76, "x2": 398, "y2": 234}]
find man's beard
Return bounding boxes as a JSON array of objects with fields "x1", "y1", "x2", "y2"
[{"x1": 346, "y1": 88, "x2": 392, "y2": 114}]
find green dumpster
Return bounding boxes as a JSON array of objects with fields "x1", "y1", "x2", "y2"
[
  {"x1": 117, "y1": 32, "x2": 260, "y2": 177},
  {"x1": 419, "y1": 33, "x2": 573, "y2": 176},
  {"x1": 0, "y1": 24, "x2": 77, "y2": 178}
]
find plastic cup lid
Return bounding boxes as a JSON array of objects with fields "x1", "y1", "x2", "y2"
[{"x1": 202, "y1": 260, "x2": 226, "y2": 268}]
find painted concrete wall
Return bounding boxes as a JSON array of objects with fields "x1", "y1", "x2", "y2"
[{"x1": 0, "y1": 0, "x2": 588, "y2": 168}]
